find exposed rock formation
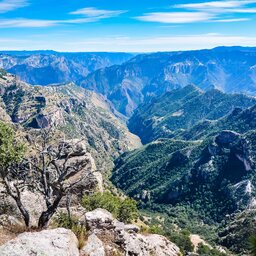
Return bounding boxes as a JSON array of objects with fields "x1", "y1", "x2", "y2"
[
  {"x1": 82, "y1": 208, "x2": 180, "y2": 256},
  {"x1": 0, "y1": 228, "x2": 79, "y2": 256},
  {"x1": 80, "y1": 233, "x2": 105, "y2": 256}
]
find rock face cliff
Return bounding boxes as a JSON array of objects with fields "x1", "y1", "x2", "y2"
[
  {"x1": 0, "y1": 70, "x2": 141, "y2": 170},
  {"x1": 82, "y1": 46, "x2": 256, "y2": 116}
]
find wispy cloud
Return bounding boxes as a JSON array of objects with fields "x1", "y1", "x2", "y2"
[
  {"x1": 137, "y1": 0, "x2": 256, "y2": 24},
  {"x1": 213, "y1": 18, "x2": 250, "y2": 22},
  {"x1": 136, "y1": 12, "x2": 215, "y2": 23},
  {"x1": 175, "y1": 1, "x2": 256, "y2": 9},
  {"x1": 0, "y1": 7, "x2": 126, "y2": 28},
  {"x1": 0, "y1": 18, "x2": 56, "y2": 27},
  {"x1": 70, "y1": 7, "x2": 126, "y2": 18},
  {"x1": 0, "y1": 0, "x2": 28, "y2": 13},
  {"x1": 175, "y1": 0, "x2": 256, "y2": 13}
]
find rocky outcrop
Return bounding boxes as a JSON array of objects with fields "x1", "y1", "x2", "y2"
[
  {"x1": 54, "y1": 140, "x2": 103, "y2": 203},
  {"x1": 0, "y1": 228, "x2": 79, "y2": 256},
  {"x1": 82, "y1": 208, "x2": 180, "y2": 256}
]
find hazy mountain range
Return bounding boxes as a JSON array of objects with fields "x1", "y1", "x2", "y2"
[
  {"x1": 2, "y1": 47, "x2": 256, "y2": 118},
  {"x1": 0, "y1": 51, "x2": 134, "y2": 86},
  {"x1": 82, "y1": 46, "x2": 256, "y2": 116}
]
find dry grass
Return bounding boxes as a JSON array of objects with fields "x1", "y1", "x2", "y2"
[
  {"x1": 0, "y1": 224, "x2": 44, "y2": 246},
  {"x1": 0, "y1": 229, "x2": 16, "y2": 246}
]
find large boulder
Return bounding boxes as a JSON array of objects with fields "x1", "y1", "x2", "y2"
[
  {"x1": 83, "y1": 208, "x2": 180, "y2": 256},
  {"x1": 145, "y1": 234, "x2": 180, "y2": 256},
  {"x1": 0, "y1": 228, "x2": 79, "y2": 256}
]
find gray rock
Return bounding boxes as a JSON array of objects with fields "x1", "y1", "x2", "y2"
[
  {"x1": 80, "y1": 234, "x2": 105, "y2": 256},
  {"x1": 0, "y1": 215, "x2": 23, "y2": 229},
  {"x1": 124, "y1": 224, "x2": 140, "y2": 233},
  {"x1": 0, "y1": 228, "x2": 79, "y2": 256},
  {"x1": 84, "y1": 208, "x2": 180, "y2": 256},
  {"x1": 0, "y1": 186, "x2": 46, "y2": 227},
  {"x1": 85, "y1": 208, "x2": 114, "y2": 230},
  {"x1": 116, "y1": 231, "x2": 180, "y2": 256}
]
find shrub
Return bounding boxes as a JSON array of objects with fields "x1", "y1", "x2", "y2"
[
  {"x1": 197, "y1": 243, "x2": 226, "y2": 256},
  {"x1": 148, "y1": 225, "x2": 165, "y2": 235},
  {"x1": 249, "y1": 235, "x2": 256, "y2": 256},
  {"x1": 81, "y1": 192, "x2": 138, "y2": 223},
  {"x1": 118, "y1": 198, "x2": 138, "y2": 223},
  {"x1": 168, "y1": 230, "x2": 194, "y2": 254}
]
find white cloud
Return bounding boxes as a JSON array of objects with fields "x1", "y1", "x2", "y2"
[
  {"x1": 70, "y1": 7, "x2": 126, "y2": 18},
  {"x1": 0, "y1": 18, "x2": 57, "y2": 27},
  {"x1": 136, "y1": 12, "x2": 215, "y2": 23},
  {"x1": 0, "y1": 7, "x2": 127, "y2": 28},
  {"x1": 0, "y1": 0, "x2": 28, "y2": 13},
  {"x1": 138, "y1": 0, "x2": 256, "y2": 24},
  {"x1": 175, "y1": 1, "x2": 256, "y2": 9},
  {"x1": 174, "y1": 1, "x2": 256, "y2": 14},
  {"x1": 213, "y1": 18, "x2": 250, "y2": 22}
]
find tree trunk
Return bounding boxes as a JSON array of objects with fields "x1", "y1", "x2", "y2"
[
  {"x1": 15, "y1": 197, "x2": 30, "y2": 227},
  {"x1": 2, "y1": 177, "x2": 30, "y2": 227},
  {"x1": 38, "y1": 193, "x2": 63, "y2": 229}
]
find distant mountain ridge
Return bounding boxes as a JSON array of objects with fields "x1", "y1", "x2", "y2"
[
  {"x1": 3, "y1": 47, "x2": 256, "y2": 118},
  {"x1": 82, "y1": 46, "x2": 256, "y2": 116},
  {"x1": 0, "y1": 52, "x2": 134, "y2": 86}
]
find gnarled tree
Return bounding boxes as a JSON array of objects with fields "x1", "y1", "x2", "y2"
[{"x1": 0, "y1": 123, "x2": 92, "y2": 228}]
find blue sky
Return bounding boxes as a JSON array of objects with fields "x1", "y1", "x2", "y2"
[{"x1": 0, "y1": 0, "x2": 256, "y2": 52}]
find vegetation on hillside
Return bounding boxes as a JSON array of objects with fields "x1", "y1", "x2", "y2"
[
  {"x1": 81, "y1": 192, "x2": 138, "y2": 223},
  {"x1": 129, "y1": 85, "x2": 256, "y2": 143}
]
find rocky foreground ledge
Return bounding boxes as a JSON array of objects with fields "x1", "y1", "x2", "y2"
[{"x1": 0, "y1": 208, "x2": 180, "y2": 256}]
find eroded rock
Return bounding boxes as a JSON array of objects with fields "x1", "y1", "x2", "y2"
[
  {"x1": 84, "y1": 208, "x2": 180, "y2": 256},
  {"x1": 0, "y1": 228, "x2": 79, "y2": 256}
]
